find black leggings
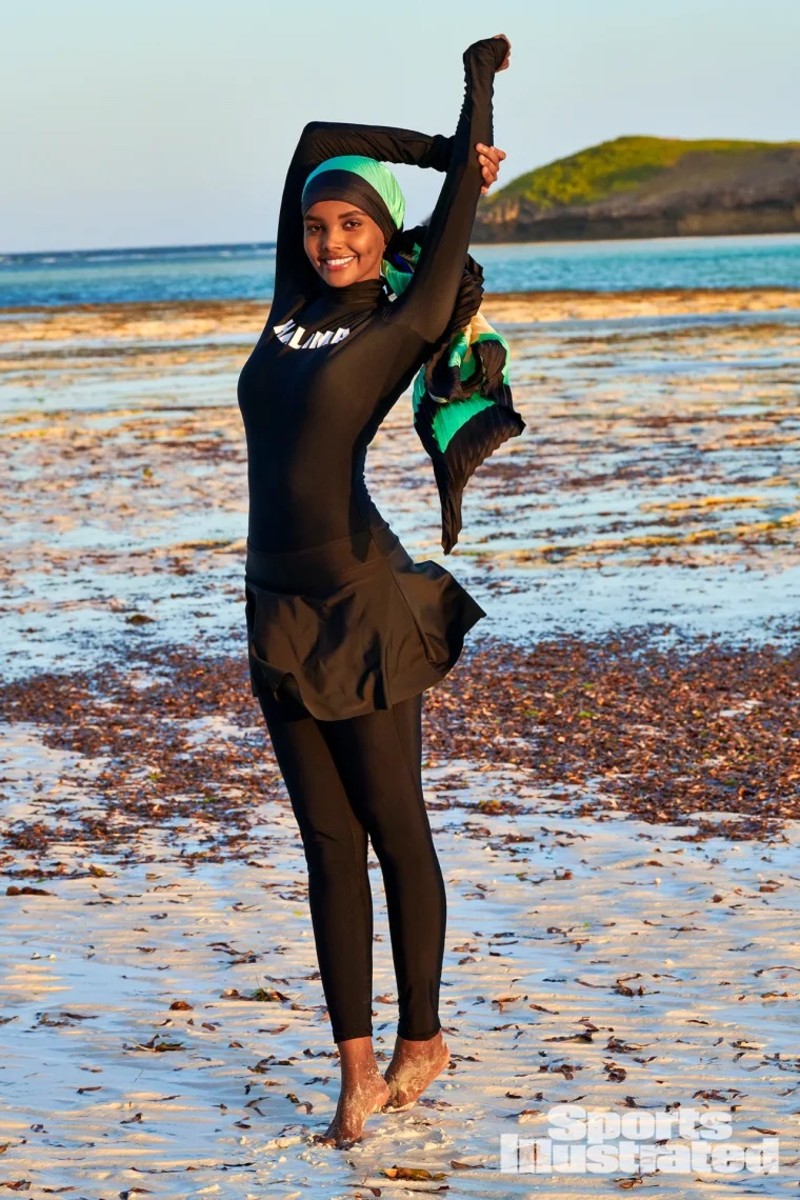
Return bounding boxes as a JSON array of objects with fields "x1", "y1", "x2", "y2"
[{"x1": 257, "y1": 681, "x2": 446, "y2": 1043}]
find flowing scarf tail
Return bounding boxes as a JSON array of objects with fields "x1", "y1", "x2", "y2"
[
  {"x1": 413, "y1": 330, "x2": 525, "y2": 553},
  {"x1": 384, "y1": 230, "x2": 526, "y2": 554}
]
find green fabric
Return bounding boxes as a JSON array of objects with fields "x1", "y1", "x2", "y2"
[
  {"x1": 412, "y1": 377, "x2": 496, "y2": 452},
  {"x1": 433, "y1": 395, "x2": 495, "y2": 453},
  {"x1": 381, "y1": 244, "x2": 421, "y2": 298},
  {"x1": 448, "y1": 329, "x2": 511, "y2": 386},
  {"x1": 409, "y1": 290, "x2": 512, "y2": 455},
  {"x1": 302, "y1": 155, "x2": 406, "y2": 229}
]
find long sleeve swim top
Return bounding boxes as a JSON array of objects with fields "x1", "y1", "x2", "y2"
[{"x1": 237, "y1": 36, "x2": 506, "y2": 553}]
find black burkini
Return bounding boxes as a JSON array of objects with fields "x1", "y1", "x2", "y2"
[
  {"x1": 237, "y1": 37, "x2": 507, "y2": 721},
  {"x1": 236, "y1": 38, "x2": 506, "y2": 1044}
]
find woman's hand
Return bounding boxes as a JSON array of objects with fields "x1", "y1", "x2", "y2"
[
  {"x1": 492, "y1": 32, "x2": 511, "y2": 70},
  {"x1": 476, "y1": 143, "x2": 507, "y2": 195}
]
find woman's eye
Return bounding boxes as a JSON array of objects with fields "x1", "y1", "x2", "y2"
[{"x1": 345, "y1": 220, "x2": 361, "y2": 228}]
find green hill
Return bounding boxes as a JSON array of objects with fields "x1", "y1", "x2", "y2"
[{"x1": 473, "y1": 135, "x2": 800, "y2": 241}]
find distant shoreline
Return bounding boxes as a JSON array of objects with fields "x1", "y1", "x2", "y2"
[{"x1": 2, "y1": 287, "x2": 799, "y2": 342}]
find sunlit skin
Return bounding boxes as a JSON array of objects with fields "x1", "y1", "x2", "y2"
[
  {"x1": 306, "y1": 32, "x2": 511, "y2": 1150},
  {"x1": 303, "y1": 143, "x2": 509, "y2": 288},
  {"x1": 303, "y1": 203, "x2": 388, "y2": 285}
]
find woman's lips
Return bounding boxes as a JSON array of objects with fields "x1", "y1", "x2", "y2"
[{"x1": 321, "y1": 256, "x2": 355, "y2": 272}]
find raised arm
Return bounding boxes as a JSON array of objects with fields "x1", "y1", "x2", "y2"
[
  {"x1": 271, "y1": 122, "x2": 454, "y2": 315},
  {"x1": 386, "y1": 36, "x2": 508, "y2": 342}
]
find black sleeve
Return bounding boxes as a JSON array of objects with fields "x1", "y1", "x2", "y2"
[
  {"x1": 271, "y1": 122, "x2": 455, "y2": 315},
  {"x1": 386, "y1": 37, "x2": 506, "y2": 343}
]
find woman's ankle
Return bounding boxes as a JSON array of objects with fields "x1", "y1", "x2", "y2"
[
  {"x1": 336, "y1": 1034, "x2": 381, "y2": 1077},
  {"x1": 395, "y1": 1027, "x2": 442, "y2": 1046}
]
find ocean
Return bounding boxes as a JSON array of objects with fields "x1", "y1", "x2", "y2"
[{"x1": 1, "y1": 232, "x2": 799, "y2": 307}]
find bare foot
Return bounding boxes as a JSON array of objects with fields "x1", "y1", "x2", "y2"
[
  {"x1": 314, "y1": 1044, "x2": 390, "y2": 1149},
  {"x1": 382, "y1": 1031, "x2": 451, "y2": 1112}
]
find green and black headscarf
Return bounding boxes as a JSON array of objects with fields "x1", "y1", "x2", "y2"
[{"x1": 302, "y1": 155, "x2": 525, "y2": 555}]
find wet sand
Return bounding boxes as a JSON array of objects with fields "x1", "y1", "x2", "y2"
[
  {"x1": 2, "y1": 285, "x2": 798, "y2": 352},
  {"x1": 1, "y1": 286, "x2": 799, "y2": 1195}
]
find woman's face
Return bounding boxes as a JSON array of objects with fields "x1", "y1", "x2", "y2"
[{"x1": 303, "y1": 201, "x2": 387, "y2": 286}]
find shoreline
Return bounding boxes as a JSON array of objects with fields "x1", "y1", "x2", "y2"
[
  {"x1": 3, "y1": 281, "x2": 798, "y2": 671},
  {"x1": 1, "y1": 286, "x2": 799, "y2": 347}
]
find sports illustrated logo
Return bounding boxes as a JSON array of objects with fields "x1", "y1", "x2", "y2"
[
  {"x1": 273, "y1": 318, "x2": 351, "y2": 350},
  {"x1": 500, "y1": 1105, "x2": 781, "y2": 1176}
]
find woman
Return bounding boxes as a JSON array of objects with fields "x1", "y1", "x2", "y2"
[{"x1": 237, "y1": 33, "x2": 511, "y2": 1148}]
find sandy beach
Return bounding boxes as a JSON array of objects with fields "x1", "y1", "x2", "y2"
[
  {"x1": 2, "y1": 285, "x2": 798, "y2": 351},
  {"x1": 2, "y1": 285, "x2": 799, "y2": 1196}
]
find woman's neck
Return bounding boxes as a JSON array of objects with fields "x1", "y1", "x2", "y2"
[{"x1": 316, "y1": 275, "x2": 389, "y2": 309}]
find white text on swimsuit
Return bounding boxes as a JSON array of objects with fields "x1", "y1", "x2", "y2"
[{"x1": 274, "y1": 319, "x2": 351, "y2": 350}]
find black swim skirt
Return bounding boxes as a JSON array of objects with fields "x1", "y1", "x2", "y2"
[{"x1": 243, "y1": 518, "x2": 486, "y2": 720}]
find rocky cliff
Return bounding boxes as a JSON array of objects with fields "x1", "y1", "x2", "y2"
[{"x1": 473, "y1": 135, "x2": 800, "y2": 242}]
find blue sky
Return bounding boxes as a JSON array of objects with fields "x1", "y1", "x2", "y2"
[{"x1": 2, "y1": 0, "x2": 798, "y2": 253}]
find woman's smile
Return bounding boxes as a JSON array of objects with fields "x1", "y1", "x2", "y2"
[
  {"x1": 304, "y1": 200, "x2": 386, "y2": 284},
  {"x1": 320, "y1": 255, "x2": 356, "y2": 272}
]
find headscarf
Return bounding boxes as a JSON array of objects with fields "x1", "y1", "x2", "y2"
[
  {"x1": 302, "y1": 154, "x2": 404, "y2": 242},
  {"x1": 301, "y1": 156, "x2": 525, "y2": 554}
]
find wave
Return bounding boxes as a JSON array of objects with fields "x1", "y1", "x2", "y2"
[{"x1": 0, "y1": 241, "x2": 278, "y2": 267}]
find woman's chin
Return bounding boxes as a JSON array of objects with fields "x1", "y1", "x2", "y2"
[{"x1": 316, "y1": 262, "x2": 380, "y2": 287}]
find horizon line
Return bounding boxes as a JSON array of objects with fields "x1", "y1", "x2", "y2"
[{"x1": 0, "y1": 239, "x2": 279, "y2": 259}]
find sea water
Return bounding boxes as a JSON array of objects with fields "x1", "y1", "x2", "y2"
[{"x1": 1, "y1": 231, "x2": 798, "y2": 308}]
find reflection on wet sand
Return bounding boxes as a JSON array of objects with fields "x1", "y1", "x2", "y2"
[{"x1": 2, "y1": 289, "x2": 799, "y2": 678}]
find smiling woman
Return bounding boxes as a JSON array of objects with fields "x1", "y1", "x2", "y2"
[
  {"x1": 236, "y1": 32, "x2": 513, "y2": 1151},
  {"x1": 303, "y1": 203, "x2": 387, "y2": 283},
  {"x1": 300, "y1": 152, "x2": 409, "y2": 286}
]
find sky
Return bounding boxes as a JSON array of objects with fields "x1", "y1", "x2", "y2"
[{"x1": 2, "y1": 0, "x2": 799, "y2": 253}]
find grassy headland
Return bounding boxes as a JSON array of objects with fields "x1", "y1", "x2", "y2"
[{"x1": 474, "y1": 134, "x2": 800, "y2": 241}]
